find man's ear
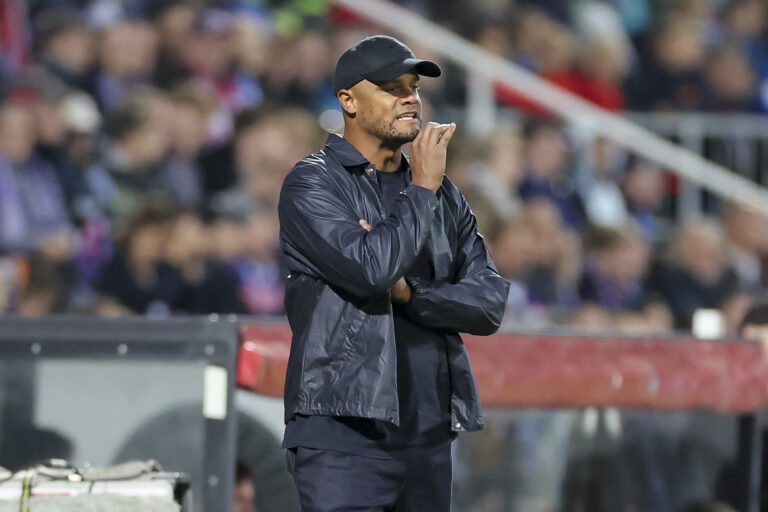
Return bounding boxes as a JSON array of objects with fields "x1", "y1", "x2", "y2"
[{"x1": 337, "y1": 89, "x2": 356, "y2": 117}]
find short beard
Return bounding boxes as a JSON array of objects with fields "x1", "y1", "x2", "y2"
[{"x1": 359, "y1": 109, "x2": 420, "y2": 146}]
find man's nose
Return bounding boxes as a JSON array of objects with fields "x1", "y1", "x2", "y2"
[{"x1": 400, "y1": 91, "x2": 419, "y2": 104}]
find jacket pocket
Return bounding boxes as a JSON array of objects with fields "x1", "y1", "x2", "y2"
[{"x1": 303, "y1": 285, "x2": 369, "y2": 379}]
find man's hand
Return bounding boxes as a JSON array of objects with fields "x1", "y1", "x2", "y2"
[
  {"x1": 409, "y1": 122, "x2": 457, "y2": 194},
  {"x1": 360, "y1": 219, "x2": 412, "y2": 303},
  {"x1": 391, "y1": 277, "x2": 412, "y2": 303}
]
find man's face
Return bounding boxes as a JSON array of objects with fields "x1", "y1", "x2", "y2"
[{"x1": 346, "y1": 71, "x2": 422, "y2": 145}]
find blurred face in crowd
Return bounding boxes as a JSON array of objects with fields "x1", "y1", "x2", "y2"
[
  {"x1": 725, "y1": 0, "x2": 767, "y2": 39},
  {"x1": 655, "y1": 20, "x2": 704, "y2": 72},
  {"x1": 515, "y1": 9, "x2": 556, "y2": 62},
  {"x1": 524, "y1": 125, "x2": 568, "y2": 179},
  {"x1": 44, "y1": 25, "x2": 94, "y2": 74},
  {"x1": 170, "y1": 101, "x2": 209, "y2": 157},
  {"x1": 490, "y1": 218, "x2": 537, "y2": 278},
  {"x1": 128, "y1": 223, "x2": 168, "y2": 269},
  {"x1": 338, "y1": 71, "x2": 422, "y2": 147},
  {"x1": 208, "y1": 219, "x2": 245, "y2": 262},
  {"x1": 0, "y1": 104, "x2": 37, "y2": 164},
  {"x1": 581, "y1": 37, "x2": 629, "y2": 84},
  {"x1": 294, "y1": 32, "x2": 333, "y2": 87},
  {"x1": 592, "y1": 232, "x2": 650, "y2": 286},
  {"x1": 674, "y1": 220, "x2": 727, "y2": 283},
  {"x1": 534, "y1": 23, "x2": 574, "y2": 73},
  {"x1": 165, "y1": 213, "x2": 207, "y2": 265},
  {"x1": 119, "y1": 117, "x2": 168, "y2": 167},
  {"x1": 100, "y1": 21, "x2": 158, "y2": 78},
  {"x1": 521, "y1": 200, "x2": 567, "y2": 267},
  {"x1": 235, "y1": 122, "x2": 299, "y2": 204},
  {"x1": 155, "y1": 3, "x2": 196, "y2": 49},
  {"x1": 232, "y1": 19, "x2": 270, "y2": 75},
  {"x1": 623, "y1": 161, "x2": 665, "y2": 212},
  {"x1": 706, "y1": 47, "x2": 755, "y2": 102},
  {"x1": 185, "y1": 26, "x2": 234, "y2": 79},
  {"x1": 476, "y1": 26, "x2": 513, "y2": 57},
  {"x1": 488, "y1": 126, "x2": 523, "y2": 188}
]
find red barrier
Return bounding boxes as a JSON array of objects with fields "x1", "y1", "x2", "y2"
[{"x1": 238, "y1": 323, "x2": 768, "y2": 412}]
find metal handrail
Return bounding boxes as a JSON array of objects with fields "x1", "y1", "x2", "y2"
[{"x1": 331, "y1": 0, "x2": 768, "y2": 215}]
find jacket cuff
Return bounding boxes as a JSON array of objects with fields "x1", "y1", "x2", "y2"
[{"x1": 403, "y1": 276, "x2": 430, "y2": 309}]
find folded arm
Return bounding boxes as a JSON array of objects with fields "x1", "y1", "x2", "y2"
[
  {"x1": 399, "y1": 189, "x2": 510, "y2": 335},
  {"x1": 278, "y1": 165, "x2": 439, "y2": 299}
]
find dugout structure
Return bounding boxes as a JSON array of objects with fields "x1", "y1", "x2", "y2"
[{"x1": 0, "y1": 316, "x2": 238, "y2": 512}]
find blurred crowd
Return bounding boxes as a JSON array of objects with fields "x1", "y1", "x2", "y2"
[
  {"x1": 1, "y1": 0, "x2": 767, "y2": 337},
  {"x1": 437, "y1": 0, "x2": 768, "y2": 113}
]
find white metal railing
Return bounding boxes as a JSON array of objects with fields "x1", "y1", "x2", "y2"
[{"x1": 331, "y1": 0, "x2": 768, "y2": 216}]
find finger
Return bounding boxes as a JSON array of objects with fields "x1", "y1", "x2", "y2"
[
  {"x1": 433, "y1": 124, "x2": 452, "y2": 144},
  {"x1": 359, "y1": 219, "x2": 373, "y2": 232},
  {"x1": 414, "y1": 121, "x2": 436, "y2": 146},
  {"x1": 426, "y1": 123, "x2": 448, "y2": 146},
  {"x1": 437, "y1": 123, "x2": 457, "y2": 146}
]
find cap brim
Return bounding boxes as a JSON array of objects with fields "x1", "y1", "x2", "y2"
[{"x1": 366, "y1": 58, "x2": 442, "y2": 83}]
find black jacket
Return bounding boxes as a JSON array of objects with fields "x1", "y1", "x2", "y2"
[{"x1": 278, "y1": 134, "x2": 510, "y2": 432}]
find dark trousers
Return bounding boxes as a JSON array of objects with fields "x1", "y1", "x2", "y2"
[{"x1": 285, "y1": 446, "x2": 452, "y2": 512}]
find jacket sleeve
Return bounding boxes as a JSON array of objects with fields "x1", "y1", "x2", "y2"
[
  {"x1": 400, "y1": 187, "x2": 510, "y2": 335},
  {"x1": 278, "y1": 163, "x2": 440, "y2": 299}
]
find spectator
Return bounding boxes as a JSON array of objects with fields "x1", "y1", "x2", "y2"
[
  {"x1": 164, "y1": 210, "x2": 246, "y2": 315},
  {"x1": 578, "y1": 225, "x2": 650, "y2": 313},
  {"x1": 518, "y1": 117, "x2": 585, "y2": 231},
  {"x1": 207, "y1": 108, "x2": 322, "y2": 215},
  {"x1": 519, "y1": 199, "x2": 581, "y2": 308},
  {"x1": 274, "y1": 30, "x2": 336, "y2": 112},
  {"x1": 625, "y1": 13, "x2": 708, "y2": 110},
  {"x1": 85, "y1": 98, "x2": 169, "y2": 227},
  {"x1": 183, "y1": 9, "x2": 262, "y2": 142},
  {"x1": 704, "y1": 45, "x2": 757, "y2": 111},
  {"x1": 488, "y1": 215, "x2": 538, "y2": 312},
  {"x1": 162, "y1": 87, "x2": 210, "y2": 207},
  {"x1": 95, "y1": 19, "x2": 158, "y2": 112},
  {"x1": 234, "y1": 210, "x2": 285, "y2": 316},
  {"x1": 13, "y1": 66, "x2": 89, "y2": 218},
  {"x1": 450, "y1": 122, "x2": 523, "y2": 235},
  {"x1": 150, "y1": 0, "x2": 197, "y2": 89},
  {"x1": 0, "y1": 102, "x2": 74, "y2": 255},
  {"x1": 621, "y1": 158, "x2": 666, "y2": 242},
  {"x1": 647, "y1": 218, "x2": 739, "y2": 329},
  {"x1": 570, "y1": 2, "x2": 632, "y2": 111},
  {"x1": 33, "y1": 9, "x2": 95, "y2": 94},
  {"x1": 96, "y1": 202, "x2": 182, "y2": 315}
]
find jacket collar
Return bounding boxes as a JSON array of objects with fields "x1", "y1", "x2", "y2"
[
  {"x1": 325, "y1": 133, "x2": 369, "y2": 168},
  {"x1": 324, "y1": 133, "x2": 410, "y2": 174}
]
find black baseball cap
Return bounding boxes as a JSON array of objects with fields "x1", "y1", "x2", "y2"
[{"x1": 334, "y1": 35, "x2": 441, "y2": 94}]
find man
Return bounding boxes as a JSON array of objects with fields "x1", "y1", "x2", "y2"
[{"x1": 278, "y1": 35, "x2": 510, "y2": 511}]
